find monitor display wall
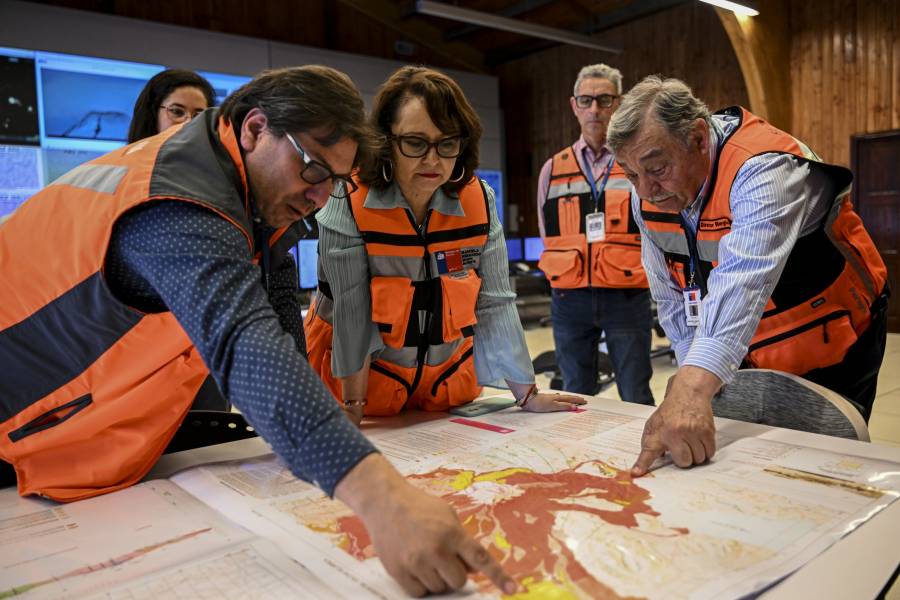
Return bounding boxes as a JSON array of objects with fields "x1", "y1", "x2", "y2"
[{"x1": 0, "y1": 45, "x2": 250, "y2": 217}]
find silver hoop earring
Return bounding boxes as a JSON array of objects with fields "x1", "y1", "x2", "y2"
[
  {"x1": 448, "y1": 164, "x2": 465, "y2": 183},
  {"x1": 382, "y1": 160, "x2": 393, "y2": 183}
]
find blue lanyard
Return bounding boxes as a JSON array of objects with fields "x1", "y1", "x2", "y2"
[
  {"x1": 681, "y1": 213, "x2": 699, "y2": 288},
  {"x1": 584, "y1": 152, "x2": 615, "y2": 212}
]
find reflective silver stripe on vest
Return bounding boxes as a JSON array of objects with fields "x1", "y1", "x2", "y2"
[
  {"x1": 697, "y1": 239, "x2": 719, "y2": 263},
  {"x1": 52, "y1": 163, "x2": 128, "y2": 195},
  {"x1": 605, "y1": 178, "x2": 633, "y2": 191},
  {"x1": 547, "y1": 180, "x2": 592, "y2": 200},
  {"x1": 379, "y1": 338, "x2": 465, "y2": 368},
  {"x1": 369, "y1": 254, "x2": 426, "y2": 279},
  {"x1": 644, "y1": 229, "x2": 689, "y2": 256}
]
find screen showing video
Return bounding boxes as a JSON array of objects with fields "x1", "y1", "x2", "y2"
[
  {"x1": 0, "y1": 49, "x2": 39, "y2": 146},
  {"x1": 38, "y1": 52, "x2": 163, "y2": 148},
  {"x1": 475, "y1": 168, "x2": 504, "y2": 227}
]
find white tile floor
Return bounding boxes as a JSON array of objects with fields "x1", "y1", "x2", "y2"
[{"x1": 522, "y1": 327, "x2": 900, "y2": 447}]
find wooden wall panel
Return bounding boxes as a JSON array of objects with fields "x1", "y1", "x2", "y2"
[
  {"x1": 497, "y1": 2, "x2": 748, "y2": 237},
  {"x1": 791, "y1": 0, "x2": 899, "y2": 167}
]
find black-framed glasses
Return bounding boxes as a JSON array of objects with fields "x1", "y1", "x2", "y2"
[
  {"x1": 285, "y1": 132, "x2": 358, "y2": 199},
  {"x1": 159, "y1": 104, "x2": 205, "y2": 123},
  {"x1": 391, "y1": 135, "x2": 467, "y2": 158},
  {"x1": 573, "y1": 94, "x2": 619, "y2": 109}
]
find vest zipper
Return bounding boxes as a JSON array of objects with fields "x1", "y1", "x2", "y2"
[
  {"x1": 404, "y1": 208, "x2": 433, "y2": 402},
  {"x1": 8, "y1": 394, "x2": 93, "y2": 443},
  {"x1": 747, "y1": 309, "x2": 850, "y2": 353}
]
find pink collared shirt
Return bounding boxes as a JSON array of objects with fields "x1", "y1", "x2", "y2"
[{"x1": 536, "y1": 136, "x2": 613, "y2": 237}]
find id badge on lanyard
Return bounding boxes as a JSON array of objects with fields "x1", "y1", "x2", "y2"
[
  {"x1": 584, "y1": 154, "x2": 614, "y2": 243},
  {"x1": 683, "y1": 256, "x2": 701, "y2": 327}
]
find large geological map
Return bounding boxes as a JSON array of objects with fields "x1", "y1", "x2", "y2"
[{"x1": 170, "y1": 408, "x2": 900, "y2": 600}]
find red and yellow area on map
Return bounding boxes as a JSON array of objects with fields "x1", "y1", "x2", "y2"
[{"x1": 302, "y1": 460, "x2": 689, "y2": 599}]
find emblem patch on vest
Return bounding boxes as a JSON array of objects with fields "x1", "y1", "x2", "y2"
[{"x1": 436, "y1": 247, "x2": 482, "y2": 275}]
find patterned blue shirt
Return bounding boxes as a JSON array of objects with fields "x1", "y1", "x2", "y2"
[
  {"x1": 632, "y1": 114, "x2": 835, "y2": 385},
  {"x1": 105, "y1": 200, "x2": 377, "y2": 496}
]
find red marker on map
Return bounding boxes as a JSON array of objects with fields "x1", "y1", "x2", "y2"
[{"x1": 449, "y1": 418, "x2": 514, "y2": 434}]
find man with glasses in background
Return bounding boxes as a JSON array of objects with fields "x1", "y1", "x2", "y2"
[
  {"x1": 0, "y1": 66, "x2": 517, "y2": 597},
  {"x1": 535, "y1": 63, "x2": 655, "y2": 405}
]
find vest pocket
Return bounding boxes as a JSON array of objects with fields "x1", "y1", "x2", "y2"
[
  {"x1": 367, "y1": 361, "x2": 413, "y2": 416},
  {"x1": 538, "y1": 235, "x2": 587, "y2": 288},
  {"x1": 591, "y1": 242, "x2": 644, "y2": 286},
  {"x1": 424, "y1": 346, "x2": 480, "y2": 411},
  {"x1": 604, "y1": 189, "x2": 630, "y2": 233},
  {"x1": 745, "y1": 309, "x2": 857, "y2": 375},
  {"x1": 371, "y1": 276, "x2": 415, "y2": 348},
  {"x1": 440, "y1": 270, "x2": 482, "y2": 341}
]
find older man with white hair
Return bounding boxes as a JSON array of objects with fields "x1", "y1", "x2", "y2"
[
  {"x1": 535, "y1": 64, "x2": 654, "y2": 406},
  {"x1": 608, "y1": 75, "x2": 889, "y2": 476}
]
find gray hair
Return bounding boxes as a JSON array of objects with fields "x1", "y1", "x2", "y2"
[
  {"x1": 573, "y1": 63, "x2": 623, "y2": 96},
  {"x1": 607, "y1": 75, "x2": 711, "y2": 154}
]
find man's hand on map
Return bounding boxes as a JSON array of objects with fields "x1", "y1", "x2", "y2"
[
  {"x1": 335, "y1": 453, "x2": 518, "y2": 597},
  {"x1": 523, "y1": 392, "x2": 587, "y2": 412},
  {"x1": 631, "y1": 366, "x2": 722, "y2": 477}
]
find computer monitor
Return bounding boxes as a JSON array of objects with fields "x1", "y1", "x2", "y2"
[
  {"x1": 475, "y1": 168, "x2": 503, "y2": 227},
  {"x1": 505, "y1": 237, "x2": 523, "y2": 262},
  {"x1": 0, "y1": 48, "x2": 39, "y2": 146},
  {"x1": 198, "y1": 70, "x2": 252, "y2": 106},
  {"x1": 524, "y1": 236, "x2": 544, "y2": 262},
  {"x1": 295, "y1": 239, "x2": 319, "y2": 290},
  {"x1": 36, "y1": 50, "x2": 164, "y2": 152}
]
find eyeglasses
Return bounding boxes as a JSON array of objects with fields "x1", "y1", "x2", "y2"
[
  {"x1": 160, "y1": 104, "x2": 205, "y2": 124},
  {"x1": 573, "y1": 94, "x2": 619, "y2": 109},
  {"x1": 391, "y1": 135, "x2": 467, "y2": 159},
  {"x1": 284, "y1": 132, "x2": 358, "y2": 199}
]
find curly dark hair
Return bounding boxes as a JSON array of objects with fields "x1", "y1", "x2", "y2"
[
  {"x1": 358, "y1": 66, "x2": 483, "y2": 195},
  {"x1": 219, "y1": 66, "x2": 376, "y2": 164},
  {"x1": 127, "y1": 69, "x2": 216, "y2": 143}
]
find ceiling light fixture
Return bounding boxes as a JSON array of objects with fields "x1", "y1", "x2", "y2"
[
  {"x1": 698, "y1": 0, "x2": 759, "y2": 17},
  {"x1": 414, "y1": 0, "x2": 622, "y2": 54}
]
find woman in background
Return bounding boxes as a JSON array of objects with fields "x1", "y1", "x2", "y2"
[
  {"x1": 127, "y1": 68, "x2": 215, "y2": 143},
  {"x1": 306, "y1": 66, "x2": 584, "y2": 424}
]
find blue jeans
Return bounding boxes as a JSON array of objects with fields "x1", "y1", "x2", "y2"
[{"x1": 551, "y1": 287, "x2": 655, "y2": 405}]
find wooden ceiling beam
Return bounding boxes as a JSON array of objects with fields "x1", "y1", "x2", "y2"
[
  {"x1": 337, "y1": 0, "x2": 487, "y2": 73},
  {"x1": 443, "y1": 0, "x2": 556, "y2": 42},
  {"x1": 714, "y1": 1, "x2": 791, "y2": 131}
]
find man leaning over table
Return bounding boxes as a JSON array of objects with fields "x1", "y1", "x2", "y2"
[
  {"x1": 605, "y1": 75, "x2": 888, "y2": 477},
  {"x1": 0, "y1": 65, "x2": 517, "y2": 598}
]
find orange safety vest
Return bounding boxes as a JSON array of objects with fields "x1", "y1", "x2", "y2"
[
  {"x1": 538, "y1": 148, "x2": 647, "y2": 289},
  {"x1": 641, "y1": 106, "x2": 888, "y2": 376},
  {"x1": 0, "y1": 111, "x2": 303, "y2": 501},
  {"x1": 305, "y1": 178, "x2": 490, "y2": 415}
]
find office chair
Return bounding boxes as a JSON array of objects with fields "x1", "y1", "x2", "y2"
[
  {"x1": 712, "y1": 369, "x2": 870, "y2": 441},
  {"x1": 532, "y1": 349, "x2": 615, "y2": 394}
]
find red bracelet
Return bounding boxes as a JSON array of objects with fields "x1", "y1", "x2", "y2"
[{"x1": 516, "y1": 384, "x2": 538, "y2": 408}]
